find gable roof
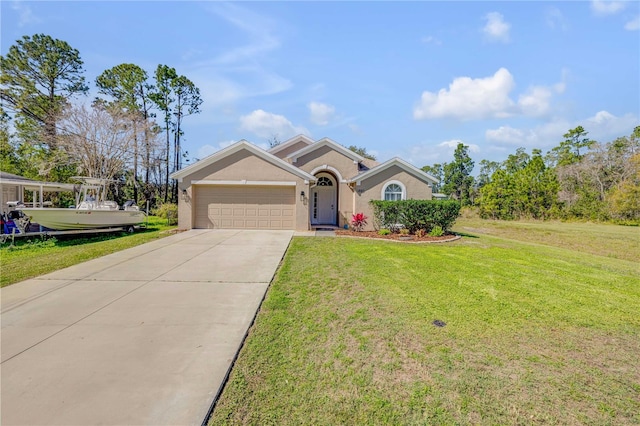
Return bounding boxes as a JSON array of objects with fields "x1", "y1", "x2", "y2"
[
  {"x1": 288, "y1": 137, "x2": 365, "y2": 163},
  {"x1": 170, "y1": 140, "x2": 316, "y2": 182},
  {"x1": 267, "y1": 134, "x2": 314, "y2": 156},
  {"x1": 349, "y1": 157, "x2": 439, "y2": 185}
]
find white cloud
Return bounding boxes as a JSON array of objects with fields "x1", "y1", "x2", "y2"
[
  {"x1": 545, "y1": 7, "x2": 568, "y2": 31},
  {"x1": 438, "y1": 139, "x2": 480, "y2": 153},
  {"x1": 207, "y1": 3, "x2": 280, "y2": 65},
  {"x1": 590, "y1": 0, "x2": 627, "y2": 16},
  {"x1": 583, "y1": 111, "x2": 638, "y2": 139},
  {"x1": 239, "y1": 109, "x2": 309, "y2": 140},
  {"x1": 404, "y1": 139, "x2": 480, "y2": 166},
  {"x1": 485, "y1": 126, "x2": 546, "y2": 147},
  {"x1": 421, "y1": 35, "x2": 442, "y2": 45},
  {"x1": 518, "y1": 86, "x2": 555, "y2": 117},
  {"x1": 485, "y1": 111, "x2": 638, "y2": 149},
  {"x1": 196, "y1": 140, "x2": 236, "y2": 159},
  {"x1": 12, "y1": 1, "x2": 41, "y2": 26},
  {"x1": 414, "y1": 68, "x2": 516, "y2": 120},
  {"x1": 482, "y1": 12, "x2": 511, "y2": 43},
  {"x1": 183, "y1": 2, "x2": 292, "y2": 123},
  {"x1": 308, "y1": 102, "x2": 336, "y2": 126},
  {"x1": 348, "y1": 124, "x2": 363, "y2": 134},
  {"x1": 625, "y1": 15, "x2": 640, "y2": 30},
  {"x1": 414, "y1": 68, "x2": 567, "y2": 121}
]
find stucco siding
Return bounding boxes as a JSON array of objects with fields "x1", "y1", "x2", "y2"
[
  {"x1": 270, "y1": 141, "x2": 312, "y2": 160},
  {"x1": 293, "y1": 147, "x2": 360, "y2": 229},
  {"x1": 176, "y1": 149, "x2": 309, "y2": 230},
  {"x1": 187, "y1": 150, "x2": 300, "y2": 182},
  {"x1": 293, "y1": 145, "x2": 359, "y2": 180}
]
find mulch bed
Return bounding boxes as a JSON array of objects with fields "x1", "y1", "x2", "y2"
[{"x1": 335, "y1": 230, "x2": 460, "y2": 243}]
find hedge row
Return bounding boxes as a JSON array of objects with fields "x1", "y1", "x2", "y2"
[{"x1": 369, "y1": 200, "x2": 461, "y2": 233}]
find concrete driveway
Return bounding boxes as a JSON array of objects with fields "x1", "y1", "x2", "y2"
[{"x1": 1, "y1": 229, "x2": 293, "y2": 426}]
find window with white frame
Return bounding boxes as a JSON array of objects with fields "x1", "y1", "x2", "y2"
[{"x1": 383, "y1": 182, "x2": 404, "y2": 201}]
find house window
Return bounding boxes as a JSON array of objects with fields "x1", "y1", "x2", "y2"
[
  {"x1": 382, "y1": 182, "x2": 405, "y2": 201},
  {"x1": 317, "y1": 176, "x2": 333, "y2": 186}
]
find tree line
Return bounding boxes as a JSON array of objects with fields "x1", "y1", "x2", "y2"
[
  {"x1": 423, "y1": 125, "x2": 640, "y2": 223},
  {"x1": 0, "y1": 34, "x2": 202, "y2": 207}
]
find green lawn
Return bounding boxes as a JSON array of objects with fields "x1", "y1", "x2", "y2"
[
  {"x1": 0, "y1": 216, "x2": 176, "y2": 287},
  {"x1": 454, "y1": 217, "x2": 640, "y2": 263},
  {"x1": 210, "y1": 224, "x2": 640, "y2": 425}
]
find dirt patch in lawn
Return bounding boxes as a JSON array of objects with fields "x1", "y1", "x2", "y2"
[{"x1": 335, "y1": 230, "x2": 460, "y2": 243}]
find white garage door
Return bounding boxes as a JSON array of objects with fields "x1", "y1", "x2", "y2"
[{"x1": 194, "y1": 185, "x2": 295, "y2": 229}]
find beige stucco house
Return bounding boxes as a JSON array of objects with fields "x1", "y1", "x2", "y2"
[{"x1": 170, "y1": 135, "x2": 438, "y2": 231}]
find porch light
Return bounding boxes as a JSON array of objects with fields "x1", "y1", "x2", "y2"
[{"x1": 300, "y1": 190, "x2": 305, "y2": 201}]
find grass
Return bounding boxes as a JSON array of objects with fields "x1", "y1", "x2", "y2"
[
  {"x1": 210, "y1": 222, "x2": 640, "y2": 425},
  {"x1": 0, "y1": 216, "x2": 176, "y2": 287},
  {"x1": 454, "y1": 217, "x2": 640, "y2": 263}
]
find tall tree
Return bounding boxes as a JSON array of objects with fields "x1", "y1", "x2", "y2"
[
  {"x1": 0, "y1": 34, "x2": 88, "y2": 149},
  {"x1": 96, "y1": 64, "x2": 155, "y2": 202},
  {"x1": 478, "y1": 148, "x2": 559, "y2": 220},
  {"x1": 548, "y1": 125, "x2": 594, "y2": 167},
  {"x1": 607, "y1": 153, "x2": 640, "y2": 221},
  {"x1": 476, "y1": 159, "x2": 500, "y2": 188},
  {"x1": 57, "y1": 103, "x2": 136, "y2": 181},
  {"x1": 348, "y1": 145, "x2": 377, "y2": 160},
  {"x1": 421, "y1": 163, "x2": 444, "y2": 192},
  {"x1": 150, "y1": 64, "x2": 178, "y2": 202},
  {"x1": 171, "y1": 75, "x2": 202, "y2": 200},
  {"x1": 442, "y1": 143, "x2": 475, "y2": 205},
  {"x1": 0, "y1": 108, "x2": 20, "y2": 174}
]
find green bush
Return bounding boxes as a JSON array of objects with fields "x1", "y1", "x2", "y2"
[
  {"x1": 378, "y1": 229, "x2": 391, "y2": 236},
  {"x1": 152, "y1": 203, "x2": 178, "y2": 225},
  {"x1": 370, "y1": 200, "x2": 461, "y2": 233},
  {"x1": 429, "y1": 225, "x2": 444, "y2": 237}
]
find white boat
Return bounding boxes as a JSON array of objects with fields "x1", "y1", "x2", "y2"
[{"x1": 19, "y1": 178, "x2": 146, "y2": 231}]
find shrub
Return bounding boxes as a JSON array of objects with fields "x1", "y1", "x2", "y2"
[
  {"x1": 153, "y1": 203, "x2": 178, "y2": 225},
  {"x1": 370, "y1": 200, "x2": 402, "y2": 232},
  {"x1": 399, "y1": 227, "x2": 410, "y2": 236},
  {"x1": 370, "y1": 200, "x2": 461, "y2": 233},
  {"x1": 429, "y1": 225, "x2": 444, "y2": 237},
  {"x1": 378, "y1": 229, "x2": 391, "y2": 236},
  {"x1": 415, "y1": 229, "x2": 427, "y2": 238},
  {"x1": 351, "y1": 212, "x2": 368, "y2": 232}
]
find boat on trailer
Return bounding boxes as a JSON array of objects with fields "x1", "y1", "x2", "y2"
[{"x1": 19, "y1": 177, "x2": 146, "y2": 231}]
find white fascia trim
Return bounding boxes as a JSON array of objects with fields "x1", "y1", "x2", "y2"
[
  {"x1": 191, "y1": 180, "x2": 297, "y2": 186},
  {"x1": 170, "y1": 140, "x2": 315, "y2": 181},
  {"x1": 289, "y1": 137, "x2": 365, "y2": 163},
  {"x1": 309, "y1": 164, "x2": 348, "y2": 183},
  {"x1": 267, "y1": 134, "x2": 315, "y2": 155},
  {"x1": 351, "y1": 157, "x2": 439, "y2": 185},
  {"x1": 380, "y1": 180, "x2": 407, "y2": 200}
]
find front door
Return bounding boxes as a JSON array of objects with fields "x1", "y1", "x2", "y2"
[{"x1": 311, "y1": 173, "x2": 337, "y2": 225}]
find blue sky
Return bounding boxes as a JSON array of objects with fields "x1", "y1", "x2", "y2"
[{"x1": 2, "y1": 1, "x2": 639, "y2": 168}]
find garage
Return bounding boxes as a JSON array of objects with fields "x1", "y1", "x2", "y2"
[{"x1": 194, "y1": 185, "x2": 296, "y2": 230}]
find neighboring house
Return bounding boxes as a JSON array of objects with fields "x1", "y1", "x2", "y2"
[{"x1": 170, "y1": 135, "x2": 438, "y2": 231}]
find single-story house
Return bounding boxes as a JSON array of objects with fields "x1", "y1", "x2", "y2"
[{"x1": 170, "y1": 135, "x2": 438, "y2": 231}]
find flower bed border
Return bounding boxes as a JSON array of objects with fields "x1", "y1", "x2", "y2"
[{"x1": 335, "y1": 230, "x2": 461, "y2": 244}]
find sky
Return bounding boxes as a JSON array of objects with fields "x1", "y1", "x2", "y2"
[{"x1": 2, "y1": 1, "x2": 639, "y2": 169}]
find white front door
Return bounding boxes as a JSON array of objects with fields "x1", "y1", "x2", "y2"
[{"x1": 311, "y1": 173, "x2": 337, "y2": 225}]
